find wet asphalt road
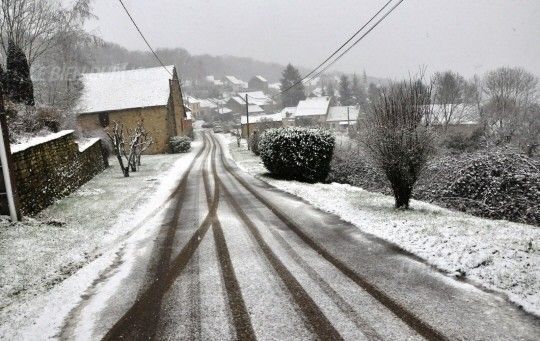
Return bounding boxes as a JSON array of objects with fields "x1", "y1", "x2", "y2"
[{"x1": 62, "y1": 131, "x2": 540, "y2": 340}]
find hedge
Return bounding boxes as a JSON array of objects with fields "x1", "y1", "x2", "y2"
[
  {"x1": 170, "y1": 135, "x2": 191, "y2": 153},
  {"x1": 258, "y1": 127, "x2": 335, "y2": 183}
]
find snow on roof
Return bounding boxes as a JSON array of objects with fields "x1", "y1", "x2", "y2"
[
  {"x1": 241, "y1": 112, "x2": 281, "y2": 124},
  {"x1": 255, "y1": 75, "x2": 267, "y2": 82},
  {"x1": 224, "y1": 75, "x2": 244, "y2": 85},
  {"x1": 217, "y1": 107, "x2": 232, "y2": 114},
  {"x1": 198, "y1": 98, "x2": 218, "y2": 109},
  {"x1": 280, "y1": 106, "x2": 297, "y2": 118},
  {"x1": 430, "y1": 104, "x2": 480, "y2": 125},
  {"x1": 77, "y1": 66, "x2": 174, "y2": 114},
  {"x1": 294, "y1": 96, "x2": 330, "y2": 117},
  {"x1": 326, "y1": 106, "x2": 360, "y2": 122},
  {"x1": 11, "y1": 130, "x2": 74, "y2": 154},
  {"x1": 237, "y1": 91, "x2": 273, "y2": 106},
  {"x1": 269, "y1": 82, "x2": 281, "y2": 90}
]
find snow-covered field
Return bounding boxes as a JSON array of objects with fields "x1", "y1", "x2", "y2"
[
  {"x1": 221, "y1": 133, "x2": 540, "y2": 317},
  {"x1": 0, "y1": 141, "x2": 201, "y2": 337}
]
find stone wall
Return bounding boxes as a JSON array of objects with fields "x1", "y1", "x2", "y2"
[{"x1": 10, "y1": 130, "x2": 107, "y2": 215}]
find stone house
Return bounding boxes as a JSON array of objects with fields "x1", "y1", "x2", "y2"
[
  {"x1": 77, "y1": 65, "x2": 191, "y2": 154},
  {"x1": 326, "y1": 106, "x2": 361, "y2": 130},
  {"x1": 293, "y1": 96, "x2": 331, "y2": 126},
  {"x1": 248, "y1": 75, "x2": 269, "y2": 92}
]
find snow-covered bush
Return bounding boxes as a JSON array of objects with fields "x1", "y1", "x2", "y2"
[
  {"x1": 417, "y1": 152, "x2": 539, "y2": 225},
  {"x1": 328, "y1": 147, "x2": 389, "y2": 193},
  {"x1": 170, "y1": 135, "x2": 191, "y2": 153},
  {"x1": 249, "y1": 131, "x2": 260, "y2": 156},
  {"x1": 259, "y1": 127, "x2": 335, "y2": 183}
]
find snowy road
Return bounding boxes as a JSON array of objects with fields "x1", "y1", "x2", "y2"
[{"x1": 61, "y1": 132, "x2": 539, "y2": 340}]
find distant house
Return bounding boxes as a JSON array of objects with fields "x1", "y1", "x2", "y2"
[
  {"x1": 326, "y1": 106, "x2": 360, "y2": 130},
  {"x1": 223, "y1": 75, "x2": 246, "y2": 92},
  {"x1": 293, "y1": 96, "x2": 331, "y2": 126},
  {"x1": 186, "y1": 96, "x2": 201, "y2": 119},
  {"x1": 77, "y1": 65, "x2": 191, "y2": 154},
  {"x1": 240, "y1": 112, "x2": 282, "y2": 138},
  {"x1": 237, "y1": 91, "x2": 276, "y2": 112},
  {"x1": 248, "y1": 75, "x2": 269, "y2": 92},
  {"x1": 429, "y1": 104, "x2": 480, "y2": 136}
]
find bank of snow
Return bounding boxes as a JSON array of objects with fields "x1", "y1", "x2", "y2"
[
  {"x1": 0, "y1": 140, "x2": 202, "y2": 338},
  {"x1": 221, "y1": 133, "x2": 540, "y2": 316}
]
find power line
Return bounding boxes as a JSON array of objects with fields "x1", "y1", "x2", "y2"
[
  {"x1": 278, "y1": 0, "x2": 405, "y2": 98},
  {"x1": 279, "y1": 0, "x2": 394, "y2": 96},
  {"x1": 303, "y1": 0, "x2": 405, "y2": 84},
  {"x1": 117, "y1": 0, "x2": 173, "y2": 77}
]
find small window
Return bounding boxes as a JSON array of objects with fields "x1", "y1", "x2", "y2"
[{"x1": 99, "y1": 112, "x2": 110, "y2": 127}]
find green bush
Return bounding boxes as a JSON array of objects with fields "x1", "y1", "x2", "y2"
[
  {"x1": 249, "y1": 131, "x2": 260, "y2": 156},
  {"x1": 259, "y1": 127, "x2": 335, "y2": 183},
  {"x1": 170, "y1": 135, "x2": 191, "y2": 153}
]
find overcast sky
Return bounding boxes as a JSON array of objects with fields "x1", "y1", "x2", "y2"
[{"x1": 86, "y1": 0, "x2": 540, "y2": 79}]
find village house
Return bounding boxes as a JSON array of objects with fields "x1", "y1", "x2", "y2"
[
  {"x1": 76, "y1": 65, "x2": 191, "y2": 154},
  {"x1": 326, "y1": 106, "x2": 361, "y2": 130},
  {"x1": 237, "y1": 91, "x2": 276, "y2": 112},
  {"x1": 248, "y1": 75, "x2": 269, "y2": 92},
  {"x1": 429, "y1": 104, "x2": 480, "y2": 136},
  {"x1": 223, "y1": 75, "x2": 247, "y2": 92},
  {"x1": 240, "y1": 112, "x2": 283, "y2": 137},
  {"x1": 293, "y1": 96, "x2": 331, "y2": 126}
]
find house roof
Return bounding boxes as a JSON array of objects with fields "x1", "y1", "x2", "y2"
[
  {"x1": 241, "y1": 112, "x2": 281, "y2": 124},
  {"x1": 279, "y1": 106, "x2": 297, "y2": 118},
  {"x1": 295, "y1": 96, "x2": 330, "y2": 117},
  {"x1": 326, "y1": 106, "x2": 360, "y2": 122},
  {"x1": 224, "y1": 75, "x2": 244, "y2": 85},
  {"x1": 237, "y1": 91, "x2": 274, "y2": 106},
  {"x1": 430, "y1": 104, "x2": 479, "y2": 125},
  {"x1": 77, "y1": 65, "x2": 174, "y2": 114},
  {"x1": 269, "y1": 82, "x2": 281, "y2": 90},
  {"x1": 255, "y1": 75, "x2": 267, "y2": 82}
]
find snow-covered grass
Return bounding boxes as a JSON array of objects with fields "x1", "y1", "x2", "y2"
[
  {"x1": 0, "y1": 141, "x2": 202, "y2": 334},
  {"x1": 222, "y1": 133, "x2": 540, "y2": 317}
]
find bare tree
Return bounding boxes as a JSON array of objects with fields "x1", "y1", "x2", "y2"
[
  {"x1": 132, "y1": 121, "x2": 153, "y2": 167},
  {"x1": 0, "y1": 0, "x2": 64, "y2": 66},
  {"x1": 106, "y1": 121, "x2": 130, "y2": 177},
  {"x1": 432, "y1": 71, "x2": 470, "y2": 129},
  {"x1": 362, "y1": 78, "x2": 435, "y2": 209},
  {"x1": 481, "y1": 67, "x2": 538, "y2": 145}
]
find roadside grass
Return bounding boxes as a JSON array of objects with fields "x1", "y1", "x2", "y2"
[{"x1": 0, "y1": 150, "x2": 195, "y2": 312}]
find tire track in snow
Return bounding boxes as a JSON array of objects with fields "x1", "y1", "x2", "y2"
[
  {"x1": 212, "y1": 133, "x2": 448, "y2": 341},
  {"x1": 212, "y1": 137, "x2": 343, "y2": 340},
  {"x1": 203, "y1": 136, "x2": 256, "y2": 340},
  {"x1": 102, "y1": 134, "x2": 218, "y2": 340}
]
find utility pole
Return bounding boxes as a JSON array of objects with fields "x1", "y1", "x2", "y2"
[
  {"x1": 245, "y1": 94, "x2": 250, "y2": 150},
  {"x1": 0, "y1": 86, "x2": 20, "y2": 221}
]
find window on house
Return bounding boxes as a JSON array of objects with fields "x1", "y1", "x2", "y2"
[{"x1": 99, "y1": 112, "x2": 110, "y2": 127}]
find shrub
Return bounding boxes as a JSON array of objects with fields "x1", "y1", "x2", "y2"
[
  {"x1": 259, "y1": 127, "x2": 335, "y2": 183},
  {"x1": 249, "y1": 131, "x2": 260, "y2": 156},
  {"x1": 417, "y1": 151, "x2": 540, "y2": 226},
  {"x1": 442, "y1": 128, "x2": 484, "y2": 153},
  {"x1": 327, "y1": 147, "x2": 389, "y2": 193},
  {"x1": 170, "y1": 135, "x2": 191, "y2": 153}
]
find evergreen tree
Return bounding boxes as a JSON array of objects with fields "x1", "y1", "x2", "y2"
[
  {"x1": 338, "y1": 75, "x2": 353, "y2": 106},
  {"x1": 279, "y1": 63, "x2": 306, "y2": 107},
  {"x1": 351, "y1": 73, "x2": 367, "y2": 106},
  {"x1": 6, "y1": 40, "x2": 34, "y2": 106}
]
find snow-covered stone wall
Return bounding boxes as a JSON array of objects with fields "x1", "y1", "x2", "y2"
[{"x1": 10, "y1": 131, "x2": 107, "y2": 215}]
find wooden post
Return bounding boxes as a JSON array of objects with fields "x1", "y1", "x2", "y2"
[
  {"x1": 0, "y1": 87, "x2": 21, "y2": 221},
  {"x1": 245, "y1": 94, "x2": 250, "y2": 150}
]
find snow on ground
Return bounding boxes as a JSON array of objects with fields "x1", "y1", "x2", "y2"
[
  {"x1": 0, "y1": 140, "x2": 202, "y2": 338},
  {"x1": 220, "y1": 133, "x2": 540, "y2": 317}
]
